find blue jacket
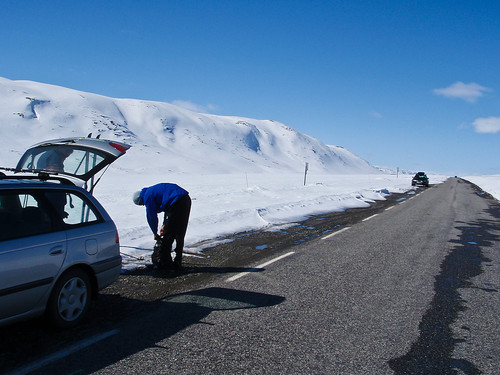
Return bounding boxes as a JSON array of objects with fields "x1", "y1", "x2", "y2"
[{"x1": 140, "y1": 183, "x2": 189, "y2": 234}]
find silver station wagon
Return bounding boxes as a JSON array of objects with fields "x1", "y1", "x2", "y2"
[{"x1": 0, "y1": 136, "x2": 130, "y2": 328}]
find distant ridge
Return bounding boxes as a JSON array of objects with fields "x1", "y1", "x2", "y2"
[{"x1": 0, "y1": 76, "x2": 379, "y2": 174}]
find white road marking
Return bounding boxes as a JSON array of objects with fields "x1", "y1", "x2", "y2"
[
  {"x1": 385, "y1": 206, "x2": 394, "y2": 211},
  {"x1": 226, "y1": 251, "x2": 295, "y2": 282},
  {"x1": 321, "y1": 226, "x2": 351, "y2": 240},
  {"x1": 362, "y1": 214, "x2": 378, "y2": 222},
  {"x1": 7, "y1": 329, "x2": 120, "y2": 375}
]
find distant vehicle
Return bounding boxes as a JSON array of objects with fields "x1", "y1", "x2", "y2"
[
  {"x1": 0, "y1": 136, "x2": 130, "y2": 328},
  {"x1": 412, "y1": 172, "x2": 429, "y2": 187}
]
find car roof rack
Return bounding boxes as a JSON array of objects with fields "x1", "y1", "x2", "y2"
[{"x1": 0, "y1": 167, "x2": 75, "y2": 186}]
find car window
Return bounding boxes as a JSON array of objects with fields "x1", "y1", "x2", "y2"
[
  {"x1": 0, "y1": 189, "x2": 103, "y2": 241},
  {"x1": 0, "y1": 192, "x2": 53, "y2": 240},
  {"x1": 58, "y1": 192, "x2": 100, "y2": 226}
]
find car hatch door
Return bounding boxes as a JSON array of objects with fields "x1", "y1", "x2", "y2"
[{"x1": 15, "y1": 137, "x2": 130, "y2": 192}]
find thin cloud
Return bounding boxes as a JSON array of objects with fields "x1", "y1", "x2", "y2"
[
  {"x1": 370, "y1": 111, "x2": 383, "y2": 118},
  {"x1": 172, "y1": 100, "x2": 218, "y2": 113},
  {"x1": 433, "y1": 81, "x2": 492, "y2": 103},
  {"x1": 472, "y1": 116, "x2": 500, "y2": 133}
]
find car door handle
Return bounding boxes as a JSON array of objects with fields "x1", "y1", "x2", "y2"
[{"x1": 49, "y1": 246, "x2": 64, "y2": 255}]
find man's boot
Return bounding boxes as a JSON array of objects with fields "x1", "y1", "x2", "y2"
[
  {"x1": 173, "y1": 254, "x2": 182, "y2": 270},
  {"x1": 159, "y1": 255, "x2": 174, "y2": 270}
]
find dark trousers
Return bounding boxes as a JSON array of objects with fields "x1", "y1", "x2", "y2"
[{"x1": 160, "y1": 194, "x2": 191, "y2": 265}]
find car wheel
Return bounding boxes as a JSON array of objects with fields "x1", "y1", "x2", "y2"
[{"x1": 46, "y1": 268, "x2": 92, "y2": 329}]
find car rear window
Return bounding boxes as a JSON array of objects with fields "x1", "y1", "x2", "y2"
[
  {"x1": 0, "y1": 189, "x2": 103, "y2": 241},
  {"x1": 17, "y1": 146, "x2": 107, "y2": 179}
]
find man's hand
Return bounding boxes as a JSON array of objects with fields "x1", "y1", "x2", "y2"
[{"x1": 160, "y1": 224, "x2": 165, "y2": 236}]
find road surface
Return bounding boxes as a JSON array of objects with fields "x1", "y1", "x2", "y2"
[{"x1": 3, "y1": 178, "x2": 499, "y2": 374}]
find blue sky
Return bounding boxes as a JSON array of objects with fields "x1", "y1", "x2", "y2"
[{"x1": 1, "y1": 0, "x2": 499, "y2": 175}]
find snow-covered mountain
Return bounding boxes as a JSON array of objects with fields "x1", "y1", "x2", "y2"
[{"x1": 0, "y1": 76, "x2": 378, "y2": 174}]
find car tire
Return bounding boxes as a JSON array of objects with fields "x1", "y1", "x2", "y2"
[{"x1": 46, "y1": 268, "x2": 92, "y2": 329}]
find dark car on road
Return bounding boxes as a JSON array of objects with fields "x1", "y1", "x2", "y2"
[
  {"x1": 412, "y1": 172, "x2": 429, "y2": 187},
  {"x1": 0, "y1": 136, "x2": 130, "y2": 328}
]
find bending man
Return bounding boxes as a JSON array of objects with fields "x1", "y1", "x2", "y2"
[{"x1": 133, "y1": 183, "x2": 191, "y2": 269}]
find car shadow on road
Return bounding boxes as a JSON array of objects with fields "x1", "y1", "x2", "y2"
[{"x1": 4, "y1": 287, "x2": 286, "y2": 375}]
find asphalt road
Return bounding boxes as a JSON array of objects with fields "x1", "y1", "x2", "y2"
[{"x1": 2, "y1": 178, "x2": 500, "y2": 374}]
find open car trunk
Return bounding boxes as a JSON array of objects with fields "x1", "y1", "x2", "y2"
[{"x1": 16, "y1": 137, "x2": 131, "y2": 192}]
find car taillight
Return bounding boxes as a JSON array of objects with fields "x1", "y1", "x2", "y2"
[
  {"x1": 109, "y1": 142, "x2": 127, "y2": 153},
  {"x1": 115, "y1": 230, "x2": 120, "y2": 244}
]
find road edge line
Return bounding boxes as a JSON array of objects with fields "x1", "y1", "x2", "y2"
[
  {"x1": 7, "y1": 329, "x2": 120, "y2": 375},
  {"x1": 226, "y1": 251, "x2": 295, "y2": 282},
  {"x1": 321, "y1": 226, "x2": 351, "y2": 240}
]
